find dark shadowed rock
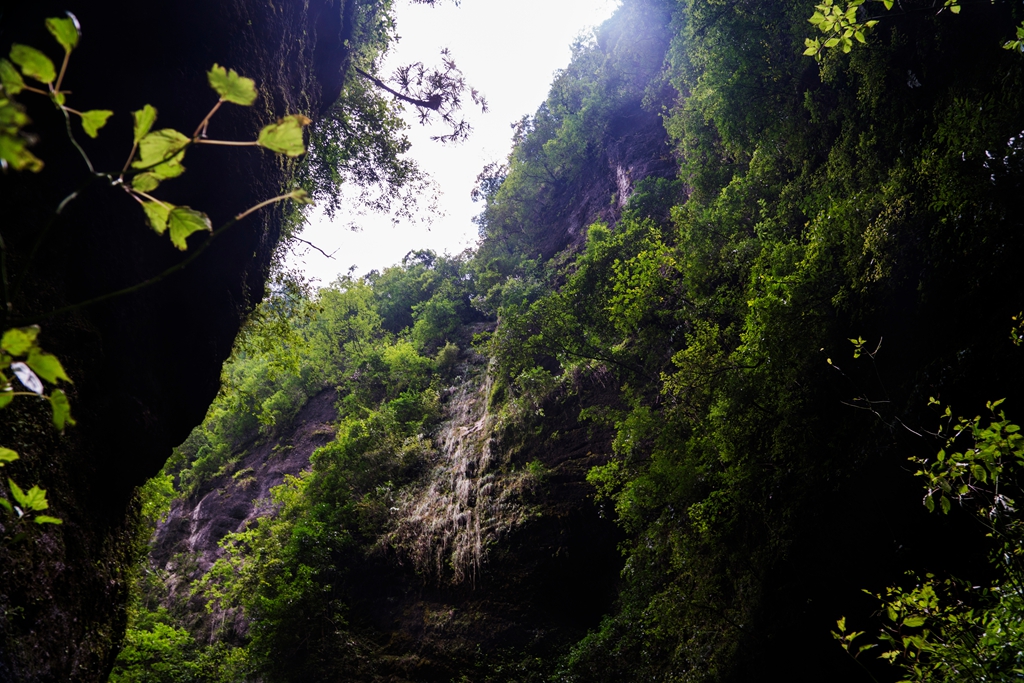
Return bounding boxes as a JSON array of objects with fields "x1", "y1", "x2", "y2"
[{"x1": 0, "y1": 1, "x2": 358, "y2": 679}]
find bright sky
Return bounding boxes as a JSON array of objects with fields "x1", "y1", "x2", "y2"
[{"x1": 287, "y1": 0, "x2": 621, "y2": 285}]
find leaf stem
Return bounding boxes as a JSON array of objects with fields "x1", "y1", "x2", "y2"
[
  {"x1": 193, "y1": 139, "x2": 259, "y2": 147},
  {"x1": 120, "y1": 141, "x2": 139, "y2": 180},
  {"x1": 130, "y1": 189, "x2": 171, "y2": 208},
  {"x1": 53, "y1": 50, "x2": 71, "y2": 94},
  {"x1": 192, "y1": 100, "x2": 224, "y2": 139}
]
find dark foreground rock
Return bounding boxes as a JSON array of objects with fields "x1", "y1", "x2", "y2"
[{"x1": 0, "y1": 1, "x2": 355, "y2": 679}]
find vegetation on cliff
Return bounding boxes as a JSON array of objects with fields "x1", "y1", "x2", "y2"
[{"x1": 84, "y1": 0, "x2": 1024, "y2": 680}]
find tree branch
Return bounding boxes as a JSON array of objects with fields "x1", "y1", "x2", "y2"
[{"x1": 354, "y1": 67, "x2": 441, "y2": 110}]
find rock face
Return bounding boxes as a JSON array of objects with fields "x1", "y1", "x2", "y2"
[
  {"x1": 0, "y1": 1, "x2": 356, "y2": 679},
  {"x1": 152, "y1": 389, "x2": 339, "y2": 576}
]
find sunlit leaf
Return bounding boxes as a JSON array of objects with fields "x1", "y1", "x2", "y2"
[
  {"x1": 9, "y1": 479, "x2": 49, "y2": 511},
  {"x1": 79, "y1": 109, "x2": 113, "y2": 138},
  {"x1": 257, "y1": 114, "x2": 311, "y2": 157},
  {"x1": 0, "y1": 129, "x2": 43, "y2": 172},
  {"x1": 10, "y1": 44, "x2": 56, "y2": 84},
  {"x1": 0, "y1": 59, "x2": 25, "y2": 95},
  {"x1": 49, "y1": 389, "x2": 74, "y2": 430},
  {"x1": 132, "y1": 128, "x2": 189, "y2": 178},
  {"x1": 939, "y1": 496, "x2": 951, "y2": 515},
  {"x1": 142, "y1": 200, "x2": 172, "y2": 235},
  {"x1": 289, "y1": 188, "x2": 314, "y2": 204},
  {"x1": 132, "y1": 104, "x2": 157, "y2": 144},
  {"x1": 207, "y1": 64, "x2": 257, "y2": 106},
  {"x1": 26, "y1": 348, "x2": 70, "y2": 384},
  {"x1": 34, "y1": 515, "x2": 62, "y2": 525},
  {"x1": 45, "y1": 16, "x2": 80, "y2": 52},
  {"x1": 131, "y1": 172, "x2": 161, "y2": 193},
  {"x1": 168, "y1": 206, "x2": 212, "y2": 250},
  {"x1": 10, "y1": 361, "x2": 42, "y2": 394},
  {"x1": 1, "y1": 326, "x2": 39, "y2": 356},
  {"x1": 0, "y1": 393, "x2": 12, "y2": 408},
  {"x1": 903, "y1": 615, "x2": 926, "y2": 628},
  {"x1": 0, "y1": 448, "x2": 18, "y2": 466},
  {"x1": 0, "y1": 498, "x2": 10, "y2": 513}
]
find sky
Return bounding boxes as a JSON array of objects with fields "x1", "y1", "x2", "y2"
[{"x1": 285, "y1": 0, "x2": 621, "y2": 285}]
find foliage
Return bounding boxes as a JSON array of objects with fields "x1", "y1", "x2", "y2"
[
  {"x1": 1, "y1": 18, "x2": 313, "y2": 252},
  {"x1": 835, "y1": 400, "x2": 1024, "y2": 682},
  {"x1": 119, "y1": 0, "x2": 1024, "y2": 680},
  {"x1": 804, "y1": 0, "x2": 1022, "y2": 61}
]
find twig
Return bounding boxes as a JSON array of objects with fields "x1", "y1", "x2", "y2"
[
  {"x1": 291, "y1": 236, "x2": 337, "y2": 259},
  {"x1": 54, "y1": 50, "x2": 71, "y2": 94},
  {"x1": 59, "y1": 106, "x2": 94, "y2": 174},
  {"x1": 193, "y1": 139, "x2": 258, "y2": 147},
  {"x1": 354, "y1": 67, "x2": 442, "y2": 110},
  {"x1": 192, "y1": 100, "x2": 223, "y2": 139}
]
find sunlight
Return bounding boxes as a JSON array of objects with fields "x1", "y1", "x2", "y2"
[{"x1": 288, "y1": 0, "x2": 621, "y2": 283}]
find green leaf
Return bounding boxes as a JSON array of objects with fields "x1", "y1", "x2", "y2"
[
  {"x1": 1, "y1": 326, "x2": 39, "y2": 356},
  {"x1": 940, "y1": 496, "x2": 951, "y2": 515},
  {"x1": 45, "y1": 16, "x2": 80, "y2": 52},
  {"x1": 0, "y1": 108, "x2": 43, "y2": 172},
  {"x1": 9, "y1": 479, "x2": 48, "y2": 512},
  {"x1": 131, "y1": 172, "x2": 161, "y2": 193},
  {"x1": 141, "y1": 201, "x2": 172, "y2": 235},
  {"x1": 167, "y1": 207, "x2": 212, "y2": 250},
  {"x1": 949, "y1": 4, "x2": 960, "y2": 14},
  {"x1": 883, "y1": 0, "x2": 894, "y2": 8},
  {"x1": 0, "y1": 59, "x2": 26, "y2": 95},
  {"x1": 257, "y1": 114, "x2": 311, "y2": 157},
  {"x1": 49, "y1": 389, "x2": 74, "y2": 430},
  {"x1": 79, "y1": 109, "x2": 113, "y2": 139},
  {"x1": 10, "y1": 44, "x2": 56, "y2": 84},
  {"x1": 34, "y1": 515, "x2": 62, "y2": 525},
  {"x1": 0, "y1": 393, "x2": 12, "y2": 409},
  {"x1": 925, "y1": 494, "x2": 935, "y2": 512},
  {"x1": 289, "y1": 188, "x2": 314, "y2": 205},
  {"x1": 972, "y1": 464, "x2": 988, "y2": 484},
  {"x1": 132, "y1": 128, "x2": 189, "y2": 179},
  {"x1": 132, "y1": 104, "x2": 157, "y2": 144},
  {"x1": 26, "y1": 348, "x2": 70, "y2": 384},
  {"x1": 0, "y1": 498, "x2": 10, "y2": 513},
  {"x1": 207, "y1": 64, "x2": 257, "y2": 106},
  {"x1": 0, "y1": 448, "x2": 18, "y2": 466},
  {"x1": 903, "y1": 615, "x2": 926, "y2": 628}
]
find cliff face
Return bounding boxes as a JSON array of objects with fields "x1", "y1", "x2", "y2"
[
  {"x1": 0, "y1": 1, "x2": 355, "y2": 679},
  {"x1": 152, "y1": 389, "x2": 340, "y2": 577},
  {"x1": 150, "y1": 345, "x2": 624, "y2": 681}
]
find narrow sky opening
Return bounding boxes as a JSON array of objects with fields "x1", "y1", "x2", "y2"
[{"x1": 288, "y1": 0, "x2": 621, "y2": 284}]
